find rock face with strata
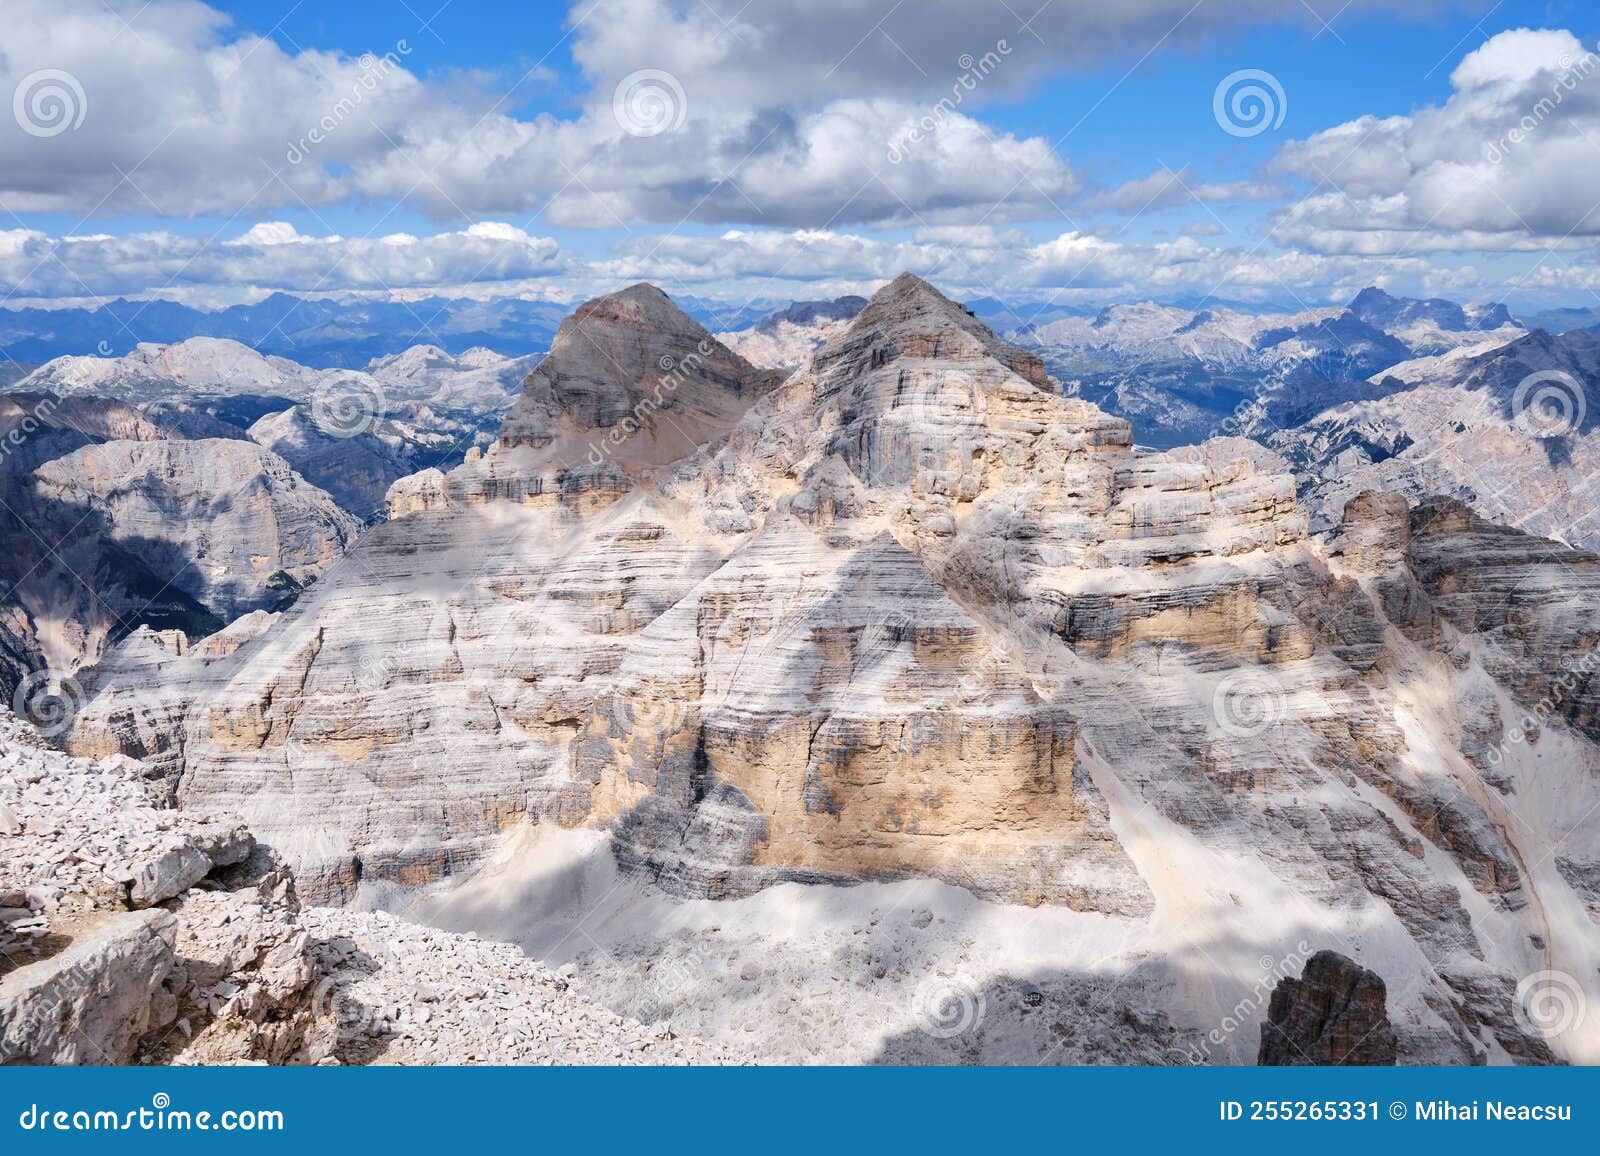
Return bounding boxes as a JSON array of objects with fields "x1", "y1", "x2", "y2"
[
  {"x1": 497, "y1": 282, "x2": 782, "y2": 461},
  {"x1": 66, "y1": 274, "x2": 1600, "y2": 1064},
  {"x1": 1272, "y1": 329, "x2": 1600, "y2": 551},
  {"x1": 31, "y1": 438, "x2": 360, "y2": 618},
  {"x1": 0, "y1": 394, "x2": 366, "y2": 678},
  {"x1": 1259, "y1": 950, "x2": 1397, "y2": 1065}
]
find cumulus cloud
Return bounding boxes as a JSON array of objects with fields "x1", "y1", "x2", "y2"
[
  {"x1": 6, "y1": 2, "x2": 1594, "y2": 308},
  {"x1": 601, "y1": 225, "x2": 1442, "y2": 306},
  {"x1": 0, "y1": 0, "x2": 1081, "y2": 228},
  {"x1": 364, "y1": 97, "x2": 1082, "y2": 228},
  {"x1": 569, "y1": 0, "x2": 1445, "y2": 111},
  {"x1": 0, "y1": 2, "x2": 428, "y2": 217},
  {"x1": 1080, "y1": 166, "x2": 1284, "y2": 215},
  {"x1": 0, "y1": 222, "x2": 566, "y2": 298},
  {"x1": 0, "y1": 0, "x2": 1443, "y2": 231},
  {"x1": 1270, "y1": 27, "x2": 1600, "y2": 251}
]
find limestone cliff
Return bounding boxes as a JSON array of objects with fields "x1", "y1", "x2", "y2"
[
  {"x1": 30, "y1": 438, "x2": 360, "y2": 619},
  {"x1": 67, "y1": 275, "x2": 1600, "y2": 1064}
]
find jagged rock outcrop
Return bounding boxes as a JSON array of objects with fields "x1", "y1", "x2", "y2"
[
  {"x1": 1259, "y1": 950, "x2": 1397, "y2": 1065},
  {"x1": 66, "y1": 274, "x2": 1600, "y2": 1064},
  {"x1": 1, "y1": 908, "x2": 180, "y2": 1065},
  {"x1": 0, "y1": 712, "x2": 333, "y2": 1065}
]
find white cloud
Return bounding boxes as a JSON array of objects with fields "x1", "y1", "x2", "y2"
[
  {"x1": 0, "y1": 0, "x2": 1444, "y2": 231},
  {"x1": 1270, "y1": 28, "x2": 1600, "y2": 251},
  {"x1": 1081, "y1": 166, "x2": 1284, "y2": 214},
  {"x1": 9, "y1": 217, "x2": 1593, "y2": 311},
  {"x1": 568, "y1": 0, "x2": 1445, "y2": 112},
  {"x1": 0, "y1": 0, "x2": 1082, "y2": 228},
  {"x1": 7, "y1": 3, "x2": 1598, "y2": 309},
  {"x1": 601, "y1": 224, "x2": 1443, "y2": 307},
  {"x1": 364, "y1": 97, "x2": 1082, "y2": 229},
  {"x1": 0, "y1": 222, "x2": 567, "y2": 298}
]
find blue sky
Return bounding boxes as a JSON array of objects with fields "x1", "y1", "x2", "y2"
[{"x1": 4, "y1": 0, "x2": 1600, "y2": 311}]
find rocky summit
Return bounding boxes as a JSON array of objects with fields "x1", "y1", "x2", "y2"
[
  {"x1": 1259, "y1": 950, "x2": 1397, "y2": 1065},
  {"x1": 36, "y1": 273, "x2": 1600, "y2": 1065}
]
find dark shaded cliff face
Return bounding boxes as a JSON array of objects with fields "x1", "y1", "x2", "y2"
[
  {"x1": 0, "y1": 391, "x2": 357, "y2": 677},
  {"x1": 1259, "y1": 950, "x2": 1397, "y2": 1065}
]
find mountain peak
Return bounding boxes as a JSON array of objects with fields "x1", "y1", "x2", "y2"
[
  {"x1": 1349, "y1": 286, "x2": 1396, "y2": 309},
  {"x1": 878, "y1": 271, "x2": 963, "y2": 311},
  {"x1": 564, "y1": 281, "x2": 705, "y2": 338},
  {"x1": 851, "y1": 272, "x2": 999, "y2": 338},
  {"x1": 495, "y1": 284, "x2": 780, "y2": 462},
  {"x1": 822, "y1": 271, "x2": 1050, "y2": 390}
]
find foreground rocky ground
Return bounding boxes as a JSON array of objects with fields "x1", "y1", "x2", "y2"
[{"x1": 0, "y1": 713, "x2": 743, "y2": 1065}]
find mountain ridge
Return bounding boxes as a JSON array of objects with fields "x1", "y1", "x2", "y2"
[{"x1": 63, "y1": 272, "x2": 1600, "y2": 1064}]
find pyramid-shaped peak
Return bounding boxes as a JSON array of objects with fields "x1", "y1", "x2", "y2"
[
  {"x1": 613, "y1": 281, "x2": 675, "y2": 304},
  {"x1": 876, "y1": 271, "x2": 968, "y2": 310},
  {"x1": 824, "y1": 272, "x2": 1051, "y2": 390},
  {"x1": 854, "y1": 272, "x2": 1009, "y2": 340},
  {"x1": 547, "y1": 283, "x2": 728, "y2": 357},
  {"x1": 581, "y1": 281, "x2": 689, "y2": 320},
  {"x1": 496, "y1": 282, "x2": 781, "y2": 456}
]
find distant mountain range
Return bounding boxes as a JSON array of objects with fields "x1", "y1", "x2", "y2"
[
  {"x1": 1273, "y1": 326, "x2": 1600, "y2": 551},
  {"x1": 8, "y1": 285, "x2": 1591, "y2": 373},
  {"x1": 0, "y1": 294, "x2": 572, "y2": 368},
  {"x1": 981, "y1": 288, "x2": 1531, "y2": 449}
]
